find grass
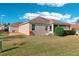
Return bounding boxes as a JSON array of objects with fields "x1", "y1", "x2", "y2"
[{"x1": 0, "y1": 34, "x2": 79, "y2": 55}]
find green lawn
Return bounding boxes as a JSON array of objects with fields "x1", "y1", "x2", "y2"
[{"x1": 0, "y1": 34, "x2": 79, "y2": 56}]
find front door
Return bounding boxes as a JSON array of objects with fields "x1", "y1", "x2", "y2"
[{"x1": 47, "y1": 25, "x2": 53, "y2": 34}]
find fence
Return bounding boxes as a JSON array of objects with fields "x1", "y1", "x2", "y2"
[{"x1": 0, "y1": 40, "x2": 3, "y2": 52}]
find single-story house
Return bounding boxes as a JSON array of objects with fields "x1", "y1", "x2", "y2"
[
  {"x1": 70, "y1": 24, "x2": 79, "y2": 35},
  {"x1": 18, "y1": 17, "x2": 71, "y2": 35},
  {"x1": 0, "y1": 24, "x2": 5, "y2": 32},
  {"x1": 0, "y1": 24, "x2": 4, "y2": 30},
  {"x1": 9, "y1": 22, "x2": 21, "y2": 33}
]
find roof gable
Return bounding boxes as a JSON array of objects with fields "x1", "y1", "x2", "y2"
[
  {"x1": 29, "y1": 17, "x2": 49, "y2": 24},
  {"x1": 29, "y1": 17, "x2": 70, "y2": 25},
  {"x1": 9, "y1": 22, "x2": 22, "y2": 27}
]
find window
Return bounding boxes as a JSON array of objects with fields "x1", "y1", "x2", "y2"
[{"x1": 32, "y1": 24, "x2": 35, "y2": 30}]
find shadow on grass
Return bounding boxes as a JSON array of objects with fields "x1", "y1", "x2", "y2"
[{"x1": 1, "y1": 46, "x2": 19, "y2": 53}]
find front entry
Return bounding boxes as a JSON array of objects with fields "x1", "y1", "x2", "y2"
[{"x1": 47, "y1": 24, "x2": 54, "y2": 35}]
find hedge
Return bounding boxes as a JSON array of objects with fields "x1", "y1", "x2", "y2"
[
  {"x1": 64, "y1": 29, "x2": 75, "y2": 35},
  {"x1": 54, "y1": 26, "x2": 76, "y2": 36}
]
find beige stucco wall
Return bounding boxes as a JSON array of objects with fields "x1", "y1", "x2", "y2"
[
  {"x1": 19, "y1": 23, "x2": 49, "y2": 35},
  {"x1": 19, "y1": 23, "x2": 31, "y2": 35},
  {"x1": 19, "y1": 23, "x2": 53, "y2": 35},
  {"x1": 32, "y1": 24, "x2": 49, "y2": 35}
]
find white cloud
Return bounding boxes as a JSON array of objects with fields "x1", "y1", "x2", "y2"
[
  {"x1": 22, "y1": 13, "x2": 40, "y2": 20},
  {"x1": 63, "y1": 14, "x2": 71, "y2": 19},
  {"x1": 64, "y1": 17, "x2": 79, "y2": 24},
  {"x1": 37, "y1": 3, "x2": 67, "y2": 7},
  {"x1": 21, "y1": 12, "x2": 71, "y2": 22},
  {"x1": 20, "y1": 12, "x2": 79, "y2": 24}
]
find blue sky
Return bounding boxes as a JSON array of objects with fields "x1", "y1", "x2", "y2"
[{"x1": 0, "y1": 3, "x2": 79, "y2": 24}]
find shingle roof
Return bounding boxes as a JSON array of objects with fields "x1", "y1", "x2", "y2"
[
  {"x1": 9, "y1": 22, "x2": 22, "y2": 27},
  {"x1": 29, "y1": 17, "x2": 70, "y2": 25},
  {"x1": 29, "y1": 17, "x2": 49, "y2": 24},
  {"x1": 70, "y1": 24, "x2": 79, "y2": 29},
  {"x1": 15, "y1": 17, "x2": 70, "y2": 26},
  {"x1": 53, "y1": 20, "x2": 70, "y2": 25}
]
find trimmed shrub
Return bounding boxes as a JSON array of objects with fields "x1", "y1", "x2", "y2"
[
  {"x1": 64, "y1": 30, "x2": 70, "y2": 35},
  {"x1": 54, "y1": 26, "x2": 76, "y2": 36},
  {"x1": 54, "y1": 26, "x2": 64, "y2": 36},
  {"x1": 64, "y1": 29, "x2": 75, "y2": 35}
]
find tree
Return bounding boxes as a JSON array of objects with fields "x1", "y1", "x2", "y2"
[
  {"x1": 4, "y1": 24, "x2": 9, "y2": 32},
  {"x1": 76, "y1": 19, "x2": 79, "y2": 24}
]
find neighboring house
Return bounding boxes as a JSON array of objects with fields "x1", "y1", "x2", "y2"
[
  {"x1": 19, "y1": 17, "x2": 71, "y2": 35},
  {"x1": 70, "y1": 24, "x2": 79, "y2": 35},
  {"x1": 0, "y1": 24, "x2": 5, "y2": 31},
  {"x1": 9, "y1": 22, "x2": 22, "y2": 33}
]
